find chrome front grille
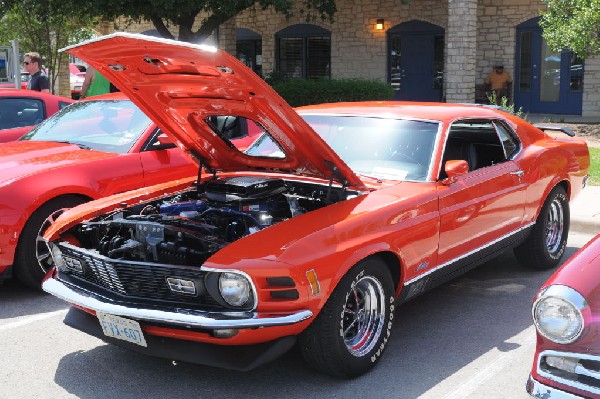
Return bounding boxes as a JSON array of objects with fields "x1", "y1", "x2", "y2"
[
  {"x1": 537, "y1": 349, "x2": 600, "y2": 396},
  {"x1": 58, "y1": 244, "x2": 219, "y2": 308}
]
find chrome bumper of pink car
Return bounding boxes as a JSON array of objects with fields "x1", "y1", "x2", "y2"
[
  {"x1": 527, "y1": 375, "x2": 587, "y2": 399},
  {"x1": 42, "y1": 277, "x2": 313, "y2": 329}
]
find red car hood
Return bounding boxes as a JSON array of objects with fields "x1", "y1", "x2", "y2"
[
  {"x1": 63, "y1": 32, "x2": 365, "y2": 190},
  {"x1": 0, "y1": 141, "x2": 116, "y2": 184}
]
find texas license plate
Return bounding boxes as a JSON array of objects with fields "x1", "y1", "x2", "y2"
[{"x1": 97, "y1": 312, "x2": 147, "y2": 347}]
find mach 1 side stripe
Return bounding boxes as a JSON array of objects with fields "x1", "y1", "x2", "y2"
[{"x1": 404, "y1": 221, "x2": 536, "y2": 286}]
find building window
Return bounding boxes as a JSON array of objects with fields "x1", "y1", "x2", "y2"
[
  {"x1": 276, "y1": 24, "x2": 331, "y2": 79},
  {"x1": 236, "y1": 28, "x2": 262, "y2": 76}
]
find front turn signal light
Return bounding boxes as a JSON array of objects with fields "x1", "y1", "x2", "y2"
[{"x1": 306, "y1": 269, "x2": 320, "y2": 296}]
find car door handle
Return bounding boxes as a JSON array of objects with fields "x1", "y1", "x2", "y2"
[{"x1": 510, "y1": 170, "x2": 524, "y2": 177}]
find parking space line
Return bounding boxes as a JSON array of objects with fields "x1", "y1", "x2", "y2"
[
  {"x1": 419, "y1": 325, "x2": 536, "y2": 399},
  {"x1": 0, "y1": 309, "x2": 68, "y2": 332}
]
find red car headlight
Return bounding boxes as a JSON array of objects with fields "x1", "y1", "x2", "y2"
[{"x1": 218, "y1": 272, "x2": 252, "y2": 307}]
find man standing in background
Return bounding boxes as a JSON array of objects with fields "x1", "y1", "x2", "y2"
[
  {"x1": 23, "y1": 52, "x2": 49, "y2": 92},
  {"x1": 485, "y1": 64, "x2": 512, "y2": 101}
]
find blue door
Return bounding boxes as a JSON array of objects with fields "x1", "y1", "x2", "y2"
[
  {"x1": 388, "y1": 21, "x2": 444, "y2": 102},
  {"x1": 514, "y1": 18, "x2": 583, "y2": 115}
]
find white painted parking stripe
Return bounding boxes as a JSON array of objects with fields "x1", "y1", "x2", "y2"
[
  {"x1": 0, "y1": 309, "x2": 68, "y2": 332},
  {"x1": 419, "y1": 325, "x2": 536, "y2": 399}
]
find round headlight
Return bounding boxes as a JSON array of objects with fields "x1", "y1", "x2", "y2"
[
  {"x1": 533, "y1": 285, "x2": 586, "y2": 344},
  {"x1": 218, "y1": 272, "x2": 251, "y2": 307}
]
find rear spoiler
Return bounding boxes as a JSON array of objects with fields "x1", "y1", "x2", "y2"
[{"x1": 534, "y1": 124, "x2": 576, "y2": 137}]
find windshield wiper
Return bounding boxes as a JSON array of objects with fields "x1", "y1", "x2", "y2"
[
  {"x1": 354, "y1": 172, "x2": 383, "y2": 182},
  {"x1": 53, "y1": 140, "x2": 92, "y2": 150}
]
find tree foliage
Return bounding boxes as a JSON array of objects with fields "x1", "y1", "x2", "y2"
[
  {"x1": 0, "y1": 1, "x2": 96, "y2": 93},
  {"x1": 54, "y1": 0, "x2": 337, "y2": 43},
  {"x1": 541, "y1": 0, "x2": 600, "y2": 58}
]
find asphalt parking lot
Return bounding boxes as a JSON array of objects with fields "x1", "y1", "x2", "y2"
[{"x1": 0, "y1": 229, "x2": 594, "y2": 399}]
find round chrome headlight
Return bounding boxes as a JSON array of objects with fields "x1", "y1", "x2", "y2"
[
  {"x1": 218, "y1": 272, "x2": 251, "y2": 307},
  {"x1": 533, "y1": 285, "x2": 587, "y2": 344}
]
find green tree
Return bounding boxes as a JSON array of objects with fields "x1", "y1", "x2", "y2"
[
  {"x1": 54, "y1": 0, "x2": 337, "y2": 43},
  {"x1": 0, "y1": 1, "x2": 95, "y2": 94},
  {"x1": 541, "y1": 0, "x2": 600, "y2": 58}
]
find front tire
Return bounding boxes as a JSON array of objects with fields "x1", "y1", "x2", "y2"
[
  {"x1": 299, "y1": 257, "x2": 395, "y2": 378},
  {"x1": 514, "y1": 185, "x2": 569, "y2": 270},
  {"x1": 14, "y1": 196, "x2": 86, "y2": 289}
]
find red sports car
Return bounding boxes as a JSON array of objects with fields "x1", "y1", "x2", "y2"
[
  {"x1": 0, "y1": 92, "x2": 198, "y2": 288},
  {"x1": 527, "y1": 233, "x2": 600, "y2": 398},
  {"x1": 42, "y1": 33, "x2": 590, "y2": 378},
  {"x1": 0, "y1": 89, "x2": 73, "y2": 142}
]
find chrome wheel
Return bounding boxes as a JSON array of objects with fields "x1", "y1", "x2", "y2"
[
  {"x1": 35, "y1": 208, "x2": 67, "y2": 274},
  {"x1": 15, "y1": 197, "x2": 84, "y2": 289},
  {"x1": 299, "y1": 258, "x2": 394, "y2": 377},
  {"x1": 545, "y1": 197, "x2": 564, "y2": 255},
  {"x1": 514, "y1": 186, "x2": 569, "y2": 270},
  {"x1": 342, "y1": 275, "x2": 386, "y2": 357}
]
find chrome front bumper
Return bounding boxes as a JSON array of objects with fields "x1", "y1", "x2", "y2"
[
  {"x1": 42, "y1": 277, "x2": 313, "y2": 330},
  {"x1": 526, "y1": 375, "x2": 582, "y2": 399}
]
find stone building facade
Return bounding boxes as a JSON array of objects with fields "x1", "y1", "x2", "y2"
[{"x1": 103, "y1": 0, "x2": 600, "y2": 117}]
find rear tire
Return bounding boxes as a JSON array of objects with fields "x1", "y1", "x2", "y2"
[
  {"x1": 514, "y1": 186, "x2": 569, "y2": 270},
  {"x1": 299, "y1": 257, "x2": 395, "y2": 378},
  {"x1": 14, "y1": 196, "x2": 86, "y2": 289}
]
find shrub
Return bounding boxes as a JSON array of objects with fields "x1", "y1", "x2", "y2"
[
  {"x1": 487, "y1": 91, "x2": 527, "y2": 120},
  {"x1": 268, "y1": 78, "x2": 394, "y2": 107}
]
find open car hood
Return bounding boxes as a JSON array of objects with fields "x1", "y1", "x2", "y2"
[{"x1": 63, "y1": 33, "x2": 365, "y2": 190}]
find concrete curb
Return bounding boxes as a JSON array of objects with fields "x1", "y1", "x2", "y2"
[
  {"x1": 570, "y1": 186, "x2": 600, "y2": 235},
  {"x1": 570, "y1": 219, "x2": 600, "y2": 235}
]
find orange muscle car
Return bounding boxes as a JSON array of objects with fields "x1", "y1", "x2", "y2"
[{"x1": 42, "y1": 33, "x2": 589, "y2": 378}]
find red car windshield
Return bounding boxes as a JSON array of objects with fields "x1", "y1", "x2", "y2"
[
  {"x1": 247, "y1": 115, "x2": 440, "y2": 182},
  {"x1": 20, "y1": 100, "x2": 152, "y2": 154}
]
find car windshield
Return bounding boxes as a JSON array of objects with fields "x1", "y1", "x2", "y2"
[
  {"x1": 246, "y1": 115, "x2": 440, "y2": 182},
  {"x1": 20, "y1": 100, "x2": 152, "y2": 154}
]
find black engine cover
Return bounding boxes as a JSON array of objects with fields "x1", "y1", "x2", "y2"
[{"x1": 204, "y1": 177, "x2": 287, "y2": 202}]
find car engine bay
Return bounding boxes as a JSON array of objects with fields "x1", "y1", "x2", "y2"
[{"x1": 68, "y1": 176, "x2": 360, "y2": 266}]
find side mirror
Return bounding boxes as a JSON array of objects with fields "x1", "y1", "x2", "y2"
[
  {"x1": 443, "y1": 160, "x2": 469, "y2": 185},
  {"x1": 152, "y1": 133, "x2": 176, "y2": 150}
]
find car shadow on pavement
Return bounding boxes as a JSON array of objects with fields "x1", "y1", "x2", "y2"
[
  {"x1": 0, "y1": 278, "x2": 69, "y2": 320},
  {"x1": 51, "y1": 245, "x2": 581, "y2": 399}
]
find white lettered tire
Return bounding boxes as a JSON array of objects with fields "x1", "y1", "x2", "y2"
[{"x1": 299, "y1": 257, "x2": 395, "y2": 378}]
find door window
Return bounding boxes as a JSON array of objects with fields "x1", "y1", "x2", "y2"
[
  {"x1": 518, "y1": 31, "x2": 532, "y2": 92},
  {"x1": 569, "y1": 54, "x2": 583, "y2": 92},
  {"x1": 433, "y1": 35, "x2": 444, "y2": 90},
  {"x1": 494, "y1": 121, "x2": 521, "y2": 159},
  {"x1": 440, "y1": 120, "x2": 511, "y2": 179},
  {"x1": 0, "y1": 98, "x2": 44, "y2": 130},
  {"x1": 540, "y1": 41, "x2": 560, "y2": 102}
]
